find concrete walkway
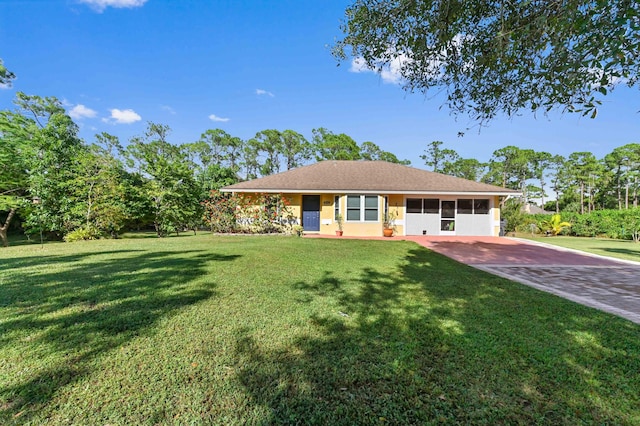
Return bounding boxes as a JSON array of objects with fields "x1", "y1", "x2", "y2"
[{"x1": 405, "y1": 236, "x2": 640, "y2": 324}]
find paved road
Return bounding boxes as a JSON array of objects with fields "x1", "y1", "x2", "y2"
[{"x1": 406, "y1": 236, "x2": 640, "y2": 324}]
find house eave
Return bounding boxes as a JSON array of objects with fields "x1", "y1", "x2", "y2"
[{"x1": 220, "y1": 188, "x2": 520, "y2": 197}]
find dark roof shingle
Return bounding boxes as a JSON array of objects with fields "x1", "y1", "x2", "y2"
[{"x1": 222, "y1": 161, "x2": 519, "y2": 194}]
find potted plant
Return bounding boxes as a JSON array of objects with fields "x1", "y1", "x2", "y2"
[
  {"x1": 335, "y1": 214, "x2": 344, "y2": 236},
  {"x1": 382, "y1": 209, "x2": 397, "y2": 237}
]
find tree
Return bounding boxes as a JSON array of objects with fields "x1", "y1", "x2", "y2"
[
  {"x1": 566, "y1": 152, "x2": 601, "y2": 214},
  {"x1": 126, "y1": 123, "x2": 200, "y2": 237},
  {"x1": 281, "y1": 130, "x2": 311, "y2": 170},
  {"x1": 252, "y1": 129, "x2": 284, "y2": 176},
  {"x1": 485, "y1": 146, "x2": 535, "y2": 195},
  {"x1": 311, "y1": 128, "x2": 361, "y2": 161},
  {"x1": 548, "y1": 155, "x2": 567, "y2": 213},
  {"x1": 532, "y1": 151, "x2": 553, "y2": 208},
  {"x1": 334, "y1": 1, "x2": 640, "y2": 123},
  {"x1": 605, "y1": 143, "x2": 640, "y2": 209},
  {"x1": 360, "y1": 141, "x2": 410, "y2": 164},
  {"x1": 420, "y1": 141, "x2": 459, "y2": 173},
  {"x1": 0, "y1": 111, "x2": 30, "y2": 246},
  {"x1": 0, "y1": 59, "x2": 15, "y2": 87},
  {"x1": 442, "y1": 158, "x2": 486, "y2": 181},
  {"x1": 14, "y1": 93, "x2": 84, "y2": 238},
  {"x1": 69, "y1": 134, "x2": 129, "y2": 238}
]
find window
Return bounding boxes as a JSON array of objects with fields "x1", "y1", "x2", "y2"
[
  {"x1": 346, "y1": 195, "x2": 379, "y2": 221},
  {"x1": 474, "y1": 199, "x2": 490, "y2": 214},
  {"x1": 364, "y1": 196, "x2": 378, "y2": 221},
  {"x1": 424, "y1": 199, "x2": 439, "y2": 214},
  {"x1": 346, "y1": 196, "x2": 361, "y2": 221},
  {"x1": 457, "y1": 199, "x2": 473, "y2": 214},
  {"x1": 334, "y1": 195, "x2": 341, "y2": 220},
  {"x1": 406, "y1": 198, "x2": 422, "y2": 213}
]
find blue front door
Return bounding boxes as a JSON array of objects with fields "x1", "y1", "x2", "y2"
[{"x1": 302, "y1": 195, "x2": 321, "y2": 231}]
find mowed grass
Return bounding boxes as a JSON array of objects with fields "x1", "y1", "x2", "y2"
[
  {"x1": 524, "y1": 235, "x2": 640, "y2": 263},
  {"x1": 1, "y1": 234, "x2": 639, "y2": 425}
]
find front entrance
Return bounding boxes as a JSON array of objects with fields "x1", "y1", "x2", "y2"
[{"x1": 302, "y1": 195, "x2": 321, "y2": 232}]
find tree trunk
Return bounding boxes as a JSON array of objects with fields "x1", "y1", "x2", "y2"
[
  {"x1": 580, "y1": 181, "x2": 585, "y2": 214},
  {"x1": 0, "y1": 208, "x2": 17, "y2": 247},
  {"x1": 626, "y1": 181, "x2": 629, "y2": 209}
]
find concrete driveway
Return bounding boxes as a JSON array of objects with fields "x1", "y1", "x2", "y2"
[{"x1": 406, "y1": 236, "x2": 640, "y2": 324}]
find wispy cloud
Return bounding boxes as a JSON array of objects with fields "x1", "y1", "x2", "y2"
[
  {"x1": 103, "y1": 108, "x2": 142, "y2": 124},
  {"x1": 208, "y1": 114, "x2": 230, "y2": 122},
  {"x1": 69, "y1": 104, "x2": 97, "y2": 120},
  {"x1": 78, "y1": 0, "x2": 148, "y2": 12},
  {"x1": 256, "y1": 88, "x2": 275, "y2": 97},
  {"x1": 161, "y1": 105, "x2": 176, "y2": 115}
]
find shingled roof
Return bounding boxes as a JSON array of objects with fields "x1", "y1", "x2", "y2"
[{"x1": 222, "y1": 161, "x2": 519, "y2": 195}]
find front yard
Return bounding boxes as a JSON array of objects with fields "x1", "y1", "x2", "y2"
[{"x1": 1, "y1": 234, "x2": 639, "y2": 424}]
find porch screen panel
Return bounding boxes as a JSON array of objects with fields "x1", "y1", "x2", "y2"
[{"x1": 424, "y1": 199, "x2": 439, "y2": 214}]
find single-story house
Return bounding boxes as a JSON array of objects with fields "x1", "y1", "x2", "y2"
[{"x1": 221, "y1": 160, "x2": 520, "y2": 237}]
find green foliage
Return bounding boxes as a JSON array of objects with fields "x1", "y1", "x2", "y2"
[
  {"x1": 16, "y1": 93, "x2": 84, "y2": 237},
  {"x1": 420, "y1": 140, "x2": 459, "y2": 173},
  {"x1": 0, "y1": 58, "x2": 14, "y2": 86},
  {"x1": 538, "y1": 214, "x2": 572, "y2": 236},
  {"x1": 126, "y1": 123, "x2": 202, "y2": 237},
  {"x1": 311, "y1": 127, "x2": 362, "y2": 161},
  {"x1": 63, "y1": 225, "x2": 102, "y2": 242},
  {"x1": 202, "y1": 191, "x2": 296, "y2": 234},
  {"x1": 559, "y1": 209, "x2": 640, "y2": 241},
  {"x1": 500, "y1": 198, "x2": 528, "y2": 233},
  {"x1": 334, "y1": 1, "x2": 640, "y2": 123},
  {"x1": 202, "y1": 191, "x2": 238, "y2": 233},
  {"x1": 360, "y1": 141, "x2": 410, "y2": 164}
]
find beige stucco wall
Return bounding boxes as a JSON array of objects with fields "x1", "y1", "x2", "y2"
[
  {"x1": 241, "y1": 192, "x2": 502, "y2": 237},
  {"x1": 493, "y1": 195, "x2": 501, "y2": 236}
]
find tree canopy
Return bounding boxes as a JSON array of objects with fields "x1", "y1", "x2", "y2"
[{"x1": 334, "y1": 1, "x2": 640, "y2": 123}]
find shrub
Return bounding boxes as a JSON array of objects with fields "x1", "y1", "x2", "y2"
[
  {"x1": 202, "y1": 191, "x2": 297, "y2": 234},
  {"x1": 538, "y1": 214, "x2": 571, "y2": 236},
  {"x1": 64, "y1": 226, "x2": 102, "y2": 242}
]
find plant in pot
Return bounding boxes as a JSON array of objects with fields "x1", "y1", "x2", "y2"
[
  {"x1": 382, "y1": 209, "x2": 397, "y2": 237},
  {"x1": 335, "y1": 214, "x2": 344, "y2": 236}
]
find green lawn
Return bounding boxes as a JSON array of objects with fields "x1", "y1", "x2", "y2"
[
  {"x1": 523, "y1": 235, "x2": 640, "y2": 263},
  {"x1": 1, "y1": 234, "x2": 639, "y2": 425}
]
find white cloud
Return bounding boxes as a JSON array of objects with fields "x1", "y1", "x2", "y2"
[
  {"x1": 161, "y1": 105, "x2": 176, "y2": 115},
  {"x1": 208, "y1": 114, "x2": 230, "y2": 122},
  {"x1": 69, "y1": 104, "x2": 97, "y2": 120},
  {"x1": 104, "y1": 108, "x2": 142, "y2": 124},
  {"x1": 78, "y1": 0, "x2": 147, "y2": 12},
  {"x1": 256, "y1": 88, "x2": 275, "y2": 97},
  {"x1": 0, "y1": 82, "x2": 10, "y2": 90},
  {"x1": 350, "y1": 54, "x2": 410, "y2": 85}
]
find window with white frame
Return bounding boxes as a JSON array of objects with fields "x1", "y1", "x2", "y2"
[
  {"x1": 346, "y1": 195, "x2": 379, "y2": 221},
  {"x1": 334, "y1": 195, "x2": 341, "y2": 220}
]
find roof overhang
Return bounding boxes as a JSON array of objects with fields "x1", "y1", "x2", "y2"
[{"x1": 220, "y1": 188, "x2": 520, "y2": 197}]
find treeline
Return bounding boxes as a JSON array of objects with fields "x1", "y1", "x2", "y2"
[
  {"x1": 0, "y1": 92, "x2": 409, "y2": 246},
  {"x1": 421, "y1": 141, "x2": 640, "y2": 213}
]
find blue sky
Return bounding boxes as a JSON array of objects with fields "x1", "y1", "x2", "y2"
[{"x1": 1, "y1": 0, "x2": 639, "y2": 167}]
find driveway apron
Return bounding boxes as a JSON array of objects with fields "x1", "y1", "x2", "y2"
[{"x1": 406, "y1": 236, "x2": 640, "y2": 324}]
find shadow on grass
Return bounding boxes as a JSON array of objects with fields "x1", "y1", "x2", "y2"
[
  {"x1": 232, "y1": 246, "x2": 640, "y2": 424},
  {"x1": 0, "y1": 248, "x2": 240, "y2": 423},
  {"x1": 600, "y1": 247, "x2": 640, "y2": 258}
]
